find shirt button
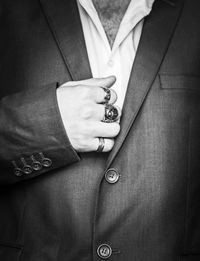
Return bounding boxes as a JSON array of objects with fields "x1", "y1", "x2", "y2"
[
  {"x1": 105, "y1": 169, "x2": 120, "y2": 184},
  {"x1": 97, "y1": 244, "x2": 112, "y2": 259},
  {"x1": 107, "y1": 59, "x2": 114, "y2": 67}
]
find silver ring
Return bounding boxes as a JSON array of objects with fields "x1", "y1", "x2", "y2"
[
  {"x1": 101, "y1": 87, "x2": 111, "y2": 103},
  {"x1": 97, "y1": 137, "x2": 105, "y2": 152},
  {"x1": 102, "y1": 104, "x2": 119, "y2": 123}
]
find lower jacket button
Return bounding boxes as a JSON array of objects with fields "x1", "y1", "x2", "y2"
[
  {"x1": 97, "y1": 244, "x2": 112, "y2": 259},
  {"x1": 105, "y1": 169, "x2": 120, "y2": 184}
]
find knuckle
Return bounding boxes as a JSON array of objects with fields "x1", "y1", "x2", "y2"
[
  {"x1": 80, "y1": 104, "x2": 93, "y2": 119},
  {"x1": 79, "y1": 86, "x2": 91, "y2": 99}
]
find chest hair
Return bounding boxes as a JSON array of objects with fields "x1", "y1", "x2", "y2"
[{"x1": 92, "y1": 0, "x2": 131, "y2": 48}]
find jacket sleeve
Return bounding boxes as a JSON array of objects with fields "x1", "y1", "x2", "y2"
[{"x1": 0, "y1": 82, "x2": 80, "y2": 186}]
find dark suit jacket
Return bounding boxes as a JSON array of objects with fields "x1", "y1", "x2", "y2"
[{"x1": 0, "y1": 0, "x2": 200, "y2": 260}]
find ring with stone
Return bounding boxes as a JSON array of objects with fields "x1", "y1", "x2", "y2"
[{"x1": 102, "y1": 104, "x2": 119, "y2": 123}]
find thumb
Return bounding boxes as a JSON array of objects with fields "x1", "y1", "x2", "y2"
[
  {"x1": 63, "y1": 75, "x2": 116, "y2": 88},
  {"x1": 89, "y1": 75, "x2": 116, "y2": 88}
]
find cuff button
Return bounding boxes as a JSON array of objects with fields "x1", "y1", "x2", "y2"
[
  {"x1": 14, "y1": 168, "x2": 23, "y2": 177},
  {"x1": 31, "y1": 156, "x2": 42, "y2": 171},
  {"x1": 12, "y1": 161, "x2": 23, "y2": 177},
  {"x1": 32, "y1": 162, "x2": 42, "y2": 171},
  {"x1": 23, "y1": 165, "x2": 33, "y2": 175},
  {"x1": 42, "y1": 158, "x2": 52, "y2": 168},
  {"x1": 39, "y1": 153, "x2": 52, "y2": 168},
  {"x1": 21, "y1": 157, "x2": 33, "y2": 175}
]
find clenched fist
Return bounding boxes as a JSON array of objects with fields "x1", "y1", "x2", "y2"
[{"x1": 56, "y1": 76, "x2": 121, "y2": 152}]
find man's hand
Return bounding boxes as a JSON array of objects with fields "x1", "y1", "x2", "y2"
[{"x1": 56, "y1": 76, "x2": 121, "y2": 152}]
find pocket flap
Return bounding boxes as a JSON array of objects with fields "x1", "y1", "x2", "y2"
[{"x1": 159, "y1": 74, "x2": 200, "y2": 91}]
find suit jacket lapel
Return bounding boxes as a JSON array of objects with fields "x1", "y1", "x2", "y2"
[
  {"x1": 39, "y1": 0, "x2": 92, "y2": 81},
  {"x1": 106, "y1": 0, "x2": 184, "y2": 169}
]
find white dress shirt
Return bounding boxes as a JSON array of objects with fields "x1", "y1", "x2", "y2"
[{"x1": 77, "y1": 0, "x2": 155, "y2": 109}]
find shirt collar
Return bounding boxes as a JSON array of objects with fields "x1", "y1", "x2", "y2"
[{"x1": 78, "y1": 0, "x2": 156, "y2": 52}]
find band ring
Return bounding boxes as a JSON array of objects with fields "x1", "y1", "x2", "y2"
[
  {"x1": 97, "y1": 137, "x2": 105, "y2": 152},
  {"x1": 101, "y1": 87, "x2": 111, "y2": 103},
  {"x1": 102, "y1": 104, "x2": 119, "y2": 123}
]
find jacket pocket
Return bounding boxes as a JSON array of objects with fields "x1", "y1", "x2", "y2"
[
  {"x1": 0, "y1": 242, "x2": 23, "y2": 261},
  {"x1": 159, "y1": 74, "x2": 200, "y2": 91}
]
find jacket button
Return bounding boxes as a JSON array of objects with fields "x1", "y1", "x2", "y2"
[
  {"x1": 105, "y1": 169, "x2": 120, "y2": 184},
  {"x1": 97, "y1": 244, "x2": 112, "y2": 259}
]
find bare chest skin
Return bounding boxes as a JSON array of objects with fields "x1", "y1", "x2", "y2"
[{"x1": 92, "y1": 0, "x2": 131, "y2": 48}]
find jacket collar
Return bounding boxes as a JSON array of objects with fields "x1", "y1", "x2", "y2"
[{"x1": 39, "y1": 0, "x2": 92, "y2": 82}]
